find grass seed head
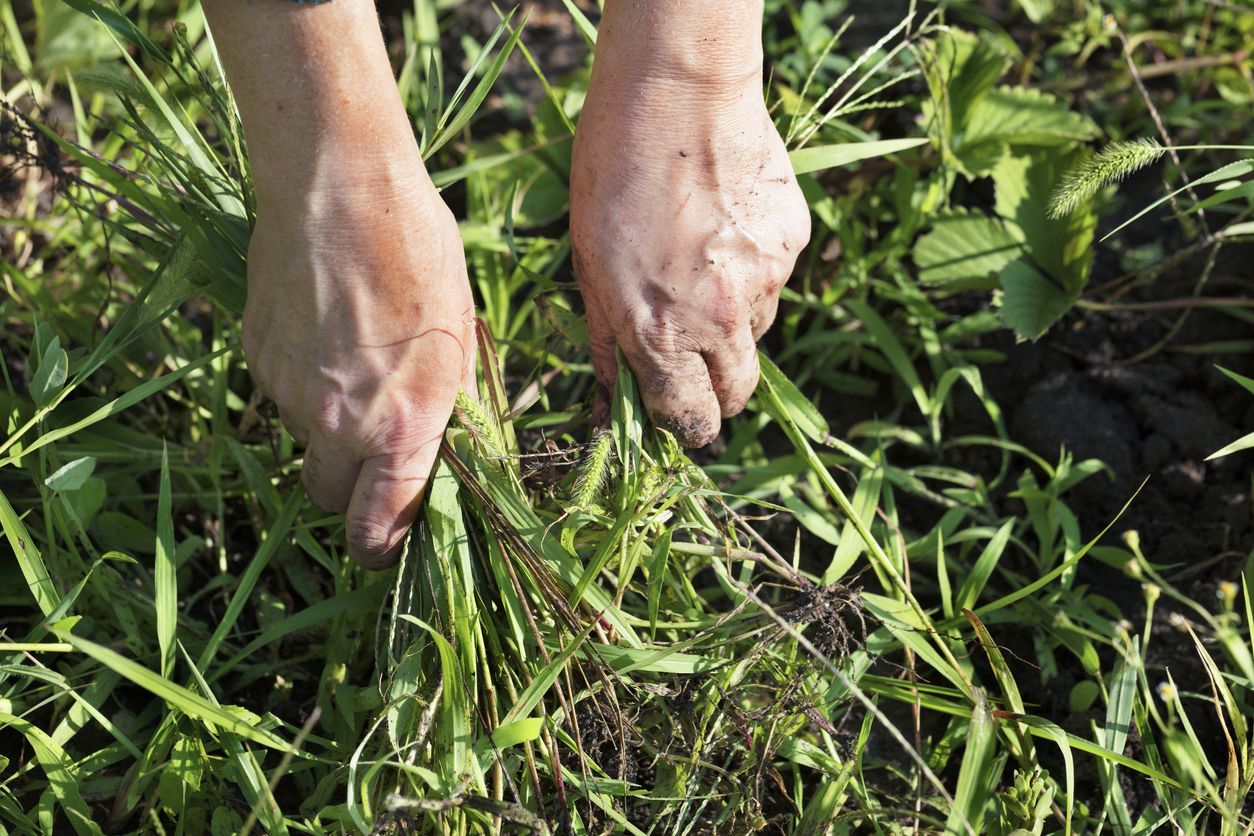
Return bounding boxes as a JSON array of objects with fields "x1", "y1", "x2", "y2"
[
  {"x1": 570, "y1": 429, "x2": 614, "y2": 511},
  {"x1": 453, "y1": 389, "x2": 506, "y2": 456},
  {"x1": 1047, "y1": 138, "x2": 1166, "y2": 219}
]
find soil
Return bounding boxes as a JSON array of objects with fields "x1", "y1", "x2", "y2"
[{"x1": 981, "y1": 243, "x2": 1254, "y2": 562}]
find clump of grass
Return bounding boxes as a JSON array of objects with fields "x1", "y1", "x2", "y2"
[{"x1": 1047, "y1": 137, "x2": 1166, "y2": 218}]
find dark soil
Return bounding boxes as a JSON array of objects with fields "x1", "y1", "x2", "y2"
[
  {"x1": 989, "y1": 254, "x2": 1254, "y2": 567},
  {"x1": 946, "y1": 240, "x2": 1252, "y2": 815}
]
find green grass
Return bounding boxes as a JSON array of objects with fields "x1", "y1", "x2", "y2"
[{"x1": 2, "y1": 0, "x2": 1254, "y2": 833}]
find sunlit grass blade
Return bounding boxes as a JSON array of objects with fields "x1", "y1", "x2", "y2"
[
  {"x1": 51, "y1": 628, "x2": 294, "y2": 752},
  {"x1": 945, "y1": 688, "x2": 997, "y2": 836},
  {"x1": 789, "y1": 137, "x2": 928, "y2": 175},
  {"x1": 155, "y1": 442, "x2": 176, "y2": 677}
]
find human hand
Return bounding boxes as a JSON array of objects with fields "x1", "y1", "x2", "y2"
[
  {"x1": 243, "y1": 165, "x2": 474, "y2": 568},
  {"x1": 569, "y1": 4, "x2": 810, "y2": 448}
]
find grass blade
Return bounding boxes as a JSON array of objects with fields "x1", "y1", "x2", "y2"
[
  {"x1": 0, "y1": 486, "x2": 62, "y2": 617},
  {"x1": 155, "y1": 443, "x2": 176, "y2": 678},
  {"x1": 51, "y1": 629, "x2": 294, "y2": 752},
  {"x1": 945, "y1": 689, "x2": 996, "y2": 836},
  {"x1": 789, "y1": 137, "x2": 928, "y2": 175},
  {"x1": 0, "y1": 710, "x2": 102, "y2": 836},
  {"x1": 197, "y1": 488, "x2": 305, "y2": 671}
]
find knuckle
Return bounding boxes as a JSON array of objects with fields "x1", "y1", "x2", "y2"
[
  {"x1": 786, "y1": 211, "x2": 813, "y2": 254},
  {"x1": 364, "y1": 408, "x2": 442, "y2": 457},
  {"x1": 759, "y1": 272, "x2": 787, "y2": 298},
  {"x1": 311, "y1": 393, "x2": 349, "y2": 440},
  {"x1": 634, "y1": 316, "x2": 700, "y2": 358},
  {"x1": 705, "y1": 293, "x2": 742, "y2": 336}
]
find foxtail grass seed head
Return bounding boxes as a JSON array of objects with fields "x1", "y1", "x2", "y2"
[
  {"x1": 571, "y1": 430, "x2": 614, "y2": 510},
  {"x1": 454, "y1": 390, "x2": 505, "y2": 455},
  {"x1": 1048, "y1": 138, "x2": 1166, "y2": 219}
]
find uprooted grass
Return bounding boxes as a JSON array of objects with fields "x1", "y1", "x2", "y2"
[{"x1": 3, "y1": 1, "x2": 1254, "y2": 834}]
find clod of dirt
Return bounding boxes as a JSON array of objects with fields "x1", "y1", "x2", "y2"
[
  {"x1": 998, "y1": 301, "x2": 1253, "y2": 568},
  {"x1": 1011, "y1": 371, "x2": 1139, "y2": 496}
]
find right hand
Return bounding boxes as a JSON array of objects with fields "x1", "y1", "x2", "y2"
[{"x1": 242, "y1": 163, "x2": 475, "y2": 568}]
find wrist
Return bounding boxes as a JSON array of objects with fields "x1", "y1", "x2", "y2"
[
  {"x1": 254, "y1": 149, "x2": 436, "y2": 229},
  {"x1": 250, "y1": 121, "x2": 425, "y2": 212},
  {"x1": 595, "y1": 0, "x2": 765, "y2": 90}
]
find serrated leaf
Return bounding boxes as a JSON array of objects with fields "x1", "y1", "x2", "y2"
[
  {"x1": 914, "y1": 210, "x2": 1022, "y2": 289},
  {"x1": 965, "y1": 86, "x2": 1098, "y2": 148},
  {"x1": 954, "y1": 139, "x2": 1010, "y2": 178},
  {"x1": 999, "y1": 258, "x2": 1075, "y2": 339},
  {"x1": 994, "y1": 148, "x2": 1096, "y2": 292},
  {"x1": 921, "y1": 30, "x2": 1010, "y2": 139}
]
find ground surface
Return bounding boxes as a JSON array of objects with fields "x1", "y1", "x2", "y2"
[{"x1": 3, "y1": 0, "x2": 1253, "y2": 833}]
